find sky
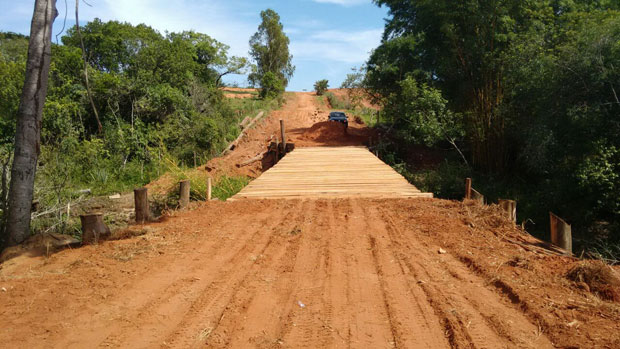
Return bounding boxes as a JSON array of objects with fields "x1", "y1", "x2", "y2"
[{"x1": 0, "y1": 0, "x2": 388, "y2": 91}]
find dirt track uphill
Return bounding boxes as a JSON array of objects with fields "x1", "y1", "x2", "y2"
[{"x1": 5, "y1": 198, "x2": 619, "y2": 348}]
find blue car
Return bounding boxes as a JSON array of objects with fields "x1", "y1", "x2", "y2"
[{"x1": 328, "y1": 111, "x2": 348, "y2": 128}]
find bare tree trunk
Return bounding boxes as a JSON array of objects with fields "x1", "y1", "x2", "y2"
[
  {"x1": 75, "y1": 0, "x2": 102, "y2": 133},
  {"x1": 6, "y1": 0, "x2": 57, "y2": 246}
]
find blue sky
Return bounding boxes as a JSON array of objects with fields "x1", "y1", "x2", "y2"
[{"x1": 0, "y1": 0, "x2": 388, "y2": 91}]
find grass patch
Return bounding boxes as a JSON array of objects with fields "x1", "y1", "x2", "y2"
[
  {"x1": 566, "y1": 262, "x2": 620, "y2": 301},
  {"x1": 325, "y1": 92, "x2": 352, "y2": 110},
  {"x1": 212, "y1": 176, "x2": 250, "y2": 200}
]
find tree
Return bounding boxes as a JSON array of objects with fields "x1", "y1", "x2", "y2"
[
  {"x1": 248, "y1": 9, "x2": 295, "y2": 98},
  {"x1": 340, "y1": 67, "x2": 365, "y2": 89},
  {"x1": 314, "y1": 79, "x2": 328, "y2": 95},
  {"x1": 216, "y1": 56, "x2": 249, "y2": 87},
  {"x1": 5, "y1": 0, "x2": 58, "y2": 246},
  {"x1": 372, "y1": 0, "x2": 553, "y2": 171}
]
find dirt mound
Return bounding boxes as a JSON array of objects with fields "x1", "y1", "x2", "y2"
[
  {"x1": 224, "y1": 93, "x2": 254, "y2": 99},
  {"x1": 301, "y1": 121, "x2": 347, "y2": 142},
  {"x1": 567, "y1": 262, "x2": 620, "y2": 302},
  {"x1": 220, "y1": 87, "x2": 258, "y2": 93}
]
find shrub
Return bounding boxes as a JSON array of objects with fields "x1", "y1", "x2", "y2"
[
  {"x1": 325, "y1": 92, "x2": 351, "y2": 110},
  {"x1": 314, "y1": 79, "x2": 329, "y2": 95},
  {"x1": 259, "y1": 72, "x2": 284, "y2": 99}
]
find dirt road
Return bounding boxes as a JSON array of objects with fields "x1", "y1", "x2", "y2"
[
  {"x1": 202, "y1": 92, "x2": 374, "y2": 180},
  {"x1": 0, "y1": 199, "x2": 562, "y2": 348},
  {"x1": 1, "y1": 91, "x2": 619, "y2": 348}
]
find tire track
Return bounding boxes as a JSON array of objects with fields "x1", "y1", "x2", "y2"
[
  {"x1": 51, "y1": 202, "x2": 272, "y2": 348},
  {"x1": 357, "y1": 201, "x2": 449, "y2": 348},
  {"x1": 159, "y1": 200, "x2": 306, "y2": 348},
  {"x1": 96, "y1": 202, "x2": 285, "y2": 348},
  {"x1": 208, "y1": 200, "x2": 311, "y2": 348},
  {"x1": 376, "y1": 203, "x2": 553, "y2": 349},
  {"x1": 329, "y1": 199, "x2": 396, "y2": 348},
  {"x1": 279, "y1": 200, "x2": 336, "y2": 348}
]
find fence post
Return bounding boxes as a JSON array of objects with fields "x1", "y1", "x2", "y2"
[
  {"x1": 465, "y1": 178, "x2": 472, "y2": 200},
  {"x1": 207, "y1": 177, "x2": 212, "y2": 201},
  {"x1": 179, "y1": 180, "x2": 190, "y2": 208},
  {"x1": 550, "y1": 212, "x2": 572, "y2": 254},
  {"x1": 80, "y1": 213, "x2": 110, "y2": 244},
  {"x1": 470, "y1": 188, "x2": 484, "y2": 204},
  {"x1": 134, "y1": 187, "x2": 149, "y2": 224},
  {"x1": 498, "y1": 199, "x2": 517, "y2": 223},
  {"x1": 280, "y1": 119, "x2": 286, "y2": 155}
]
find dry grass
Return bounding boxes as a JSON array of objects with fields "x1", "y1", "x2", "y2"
[{"x1": 567, "y1": 262, "x2": 620, "y2": 302}]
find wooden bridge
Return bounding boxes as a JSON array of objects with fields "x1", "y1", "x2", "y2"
[{"x1": 232, "y1": 146, "x2": 433, "y2": 200}]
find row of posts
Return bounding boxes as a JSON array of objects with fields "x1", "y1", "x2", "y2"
[
  {"x1": 81, "y1": 120, "x2": 284, "y2": 243},
  {"x1": 80, "y1": 178, "x2": 212, "y2": 244},
  {"x1": 464, "y1": 178, "x2": 572, "y2": 254},
  {"x1": 134, "y1": 177, "x2": 213, "y2": 224}
]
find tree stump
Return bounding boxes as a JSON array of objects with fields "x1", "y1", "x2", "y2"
[
  {"x1": 179, "y1": 180, "x2": 190, "y2": 208},
  {"x1": 134, "y1": 187, "x2": 149, "y2": 224},
  {"x1": 550, "y1": 212, "x2": 572, "y2": 254},
  {"x1": 498, "y1": 199, "x2": 517, "y2": 223},
  {"x1": 80, "y1": 213, "x2": 110, "y2": 244}
]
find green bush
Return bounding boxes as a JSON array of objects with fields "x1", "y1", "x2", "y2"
[
  {"x1": 325, "y1": 92, "x2": 351, "y2": 110},
  {"x1": 314, "y1": 79, "x2": 328, "y2": 95},
  {"x1": 259, "y1": 72, "x2": 284, "y2": 99}
]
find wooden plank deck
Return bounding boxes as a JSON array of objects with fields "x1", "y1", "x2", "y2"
[{"x1": 232, "y1": 146, "x2": 433, "y2": 199}]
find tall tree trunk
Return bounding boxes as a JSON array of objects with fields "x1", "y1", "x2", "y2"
[{"x1": 5, "y1": 0, "x2": 57, "y2": 246}]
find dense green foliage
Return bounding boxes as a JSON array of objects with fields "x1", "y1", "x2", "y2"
[
  {"x1": 248, "y1": 9, "x2": 295, "y2": 98},
  {"x1": 0, "y1": 21, "x2": 270, "y2": 241},
  {"x1": 367, "y1": 1, "x2": 620, "y2": 254},
  {"x1": 314, "y1": 79, "x2": 329, "y2": 96}
]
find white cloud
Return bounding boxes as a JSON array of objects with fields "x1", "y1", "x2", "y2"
[
  {"x1": 74, "y1": 0, "x2": 256, "y2": 57},
  {"x1": 290, "y1": 28, "x2": 382, "y2": 64}
]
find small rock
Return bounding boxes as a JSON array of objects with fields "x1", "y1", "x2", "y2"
[
  {"x1": 297, "y1": 300, "x2": 306, "y2": 308},
  {"x1": 108, "y1": 193, "x2": 121, "y2": 199},
  {"x1": 1, "y1": 287, "x2": 6, "y2": 292},
  {"x1": 567, "y1": 319, "x2": 580, "y2": 328},
  {"x1": 438, "y1": 248, "x2": 447, "y2": 254}
]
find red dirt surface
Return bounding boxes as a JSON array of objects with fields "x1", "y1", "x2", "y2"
[
  {"x1": 296, "y1": 121, "x2": 372, "y2": 147},
  {"x1": 1, "y1": 199, "x2": 618, "y2": 348},
  {"x1": 1, "y1": 92, "x2": 619, "y2": 348}
]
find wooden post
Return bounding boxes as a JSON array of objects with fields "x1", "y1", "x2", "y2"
[
  {"x1": 280, "y1": 119, "x2": 286, "y2": 155},
  {"x1": 464, "y1": 178, "x2": 472, "y2": 200},
  {"x1": 134, "y1": 187, "x2": 149, "y2": 224},
  {"x1": 470, "y1": 188, "x2": 484, "y2": 204},
  {"x1": 498, "y1": 199, "x2": 517, "y2": 223},
  {"x1": 207, "y1": 177, "x2": 212, "y2": 201},
  {"x1": 80, "y1": 213, "x2": 110, "y2": 244},
  {"x1": 550, "y1": 212, "x2": 572, "y2": 254},
  {"x1": 179, "y1": 180, "x2": 190, "y2": 208}
]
